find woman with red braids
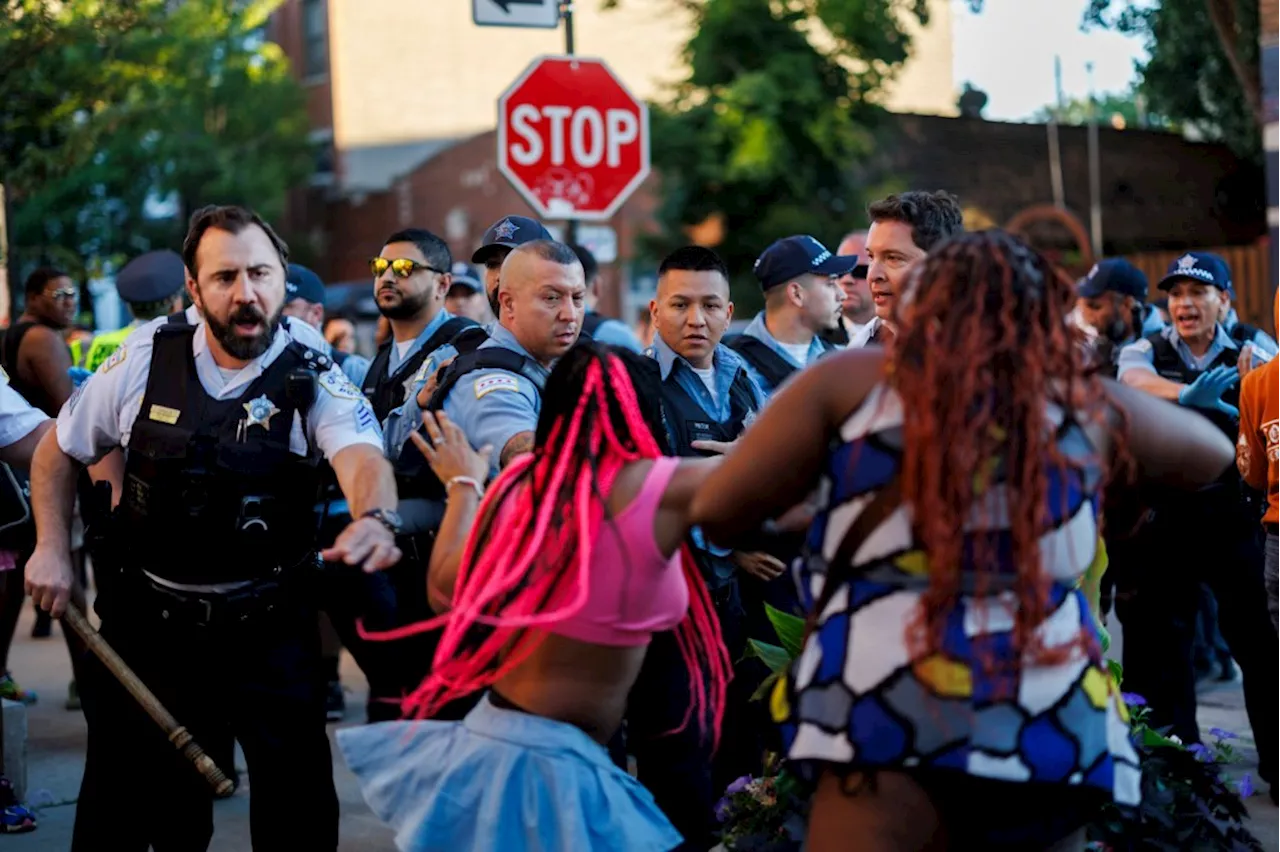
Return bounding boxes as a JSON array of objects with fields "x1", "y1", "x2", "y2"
[
  {"x1": 337, "y1": 342, "x2": 731, "y2": 852},
  {"x1": 691, "y1": 231, "x2": 1236, "y2": 850}
]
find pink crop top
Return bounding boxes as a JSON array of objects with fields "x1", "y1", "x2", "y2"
[{"x1": 546, "y1": 456, "x2": 689, "y2": 646}]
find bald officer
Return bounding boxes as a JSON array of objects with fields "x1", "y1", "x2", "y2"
[{"x1": 24, "y1": 204, "x2": 400, "y2": 852}]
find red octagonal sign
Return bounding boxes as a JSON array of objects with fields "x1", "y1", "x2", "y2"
[{"x1": 498, "y1": 56, "x2": 650, "y2": 222}]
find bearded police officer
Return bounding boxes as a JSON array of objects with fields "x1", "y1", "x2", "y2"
[
  {"x1": 1115, "y1": 250, "x2": 1278, "y2": 800},
  {"x1": 1075, "y1": 258, "x2": 1165, "y2": 376},
  {"x1": 726, "y1": 236, "x2": 850, "y2": 398},
  {"x1": 25, "y1": 205, "x2": 401, "y2": 852}
]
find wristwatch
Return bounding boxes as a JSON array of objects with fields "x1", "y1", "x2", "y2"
[{"x1": 361, "y1": 508, "x2": 403, "y2": 536}]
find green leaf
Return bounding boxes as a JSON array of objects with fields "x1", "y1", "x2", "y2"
[
  {"x1": 764, "y1": 604, "x2": 805, "y2": 659},
  {"x1": 746, "y1": 639, "x2": 791, "y2": 675},
  {"x1": 1107, "y1": 658, "x2": 1123, "y2": 688},
  {"x1": 1141, "y1": 727, "x2": 1183, "y2": 750},
  {"x1": 749, "y1": 670, "x2": 781, "y2": 702}
]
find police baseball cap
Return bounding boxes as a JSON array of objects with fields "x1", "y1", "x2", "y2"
[
  {"x1": 285, "y1": 264, "x2": 326, "y2": 304},
  {"x1": 1157, "y1": 251, "x2": 1233, "y2": 296},
  {"x1": 753, "y1": 235, "x2": 858, "y2": 291},
  {"x1": 449, "y1": 261, "x2": 483, "y2": 294},
  {"x1": 471, "y1": 216, "x2": 553, "y2": 265},
  {"x1": 1077, "y1": 258, "x2": 1149, "y2": 301},
  {"x1": 116, "y1": 250, "x2": 186, "y2": 304}
]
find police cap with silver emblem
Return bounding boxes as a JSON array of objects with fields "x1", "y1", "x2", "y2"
[
  {"x1": 116, "y1": 250, "x2": 186, "y2": 304},
  {"x1": 471, "y1": 216, "x2": 553, "y2": 265},
  {"x1": 1157, "y1": 251, "x2": 1233, "y2": 296},
  {"x1": 1077, "y1": 258, "x2": 1149, "y2": 301},
  {"x1": 752, "y1": 235, "x2": 859, "y2": 291},
  {"x1": 286, "y1": 264, "x2": 326, "y2": 305}
]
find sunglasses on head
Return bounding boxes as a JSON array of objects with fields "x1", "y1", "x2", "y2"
[{"x1": 369, "y1": 257, "x2": 445, "y2": 279}]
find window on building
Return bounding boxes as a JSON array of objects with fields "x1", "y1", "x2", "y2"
[{"x1": 302, "y1": 0, "x2": 327, "y2": 78}]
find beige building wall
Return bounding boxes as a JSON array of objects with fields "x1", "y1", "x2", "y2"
[{"x1": 327, "y1": 0, "x2": 954, "y2": 187}]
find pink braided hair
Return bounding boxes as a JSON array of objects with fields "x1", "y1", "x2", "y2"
[{"x1": 360, "y1": 351, "x2": 731, "y2": 746}]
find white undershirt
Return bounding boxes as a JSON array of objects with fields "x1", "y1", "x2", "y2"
[
  {"x1": 777, "y1": 340, "x2": 811, "y2": 365},
  {"x1": 690, "y1": 365, "x2": 718, "y2": 402},
  {"x1": 394, "y1": 339, "x2": 414, "y2": 362}
]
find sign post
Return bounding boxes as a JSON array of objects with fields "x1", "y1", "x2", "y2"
[{"x1": 496, "y1": 56, "x2": 650, "y2": 230}]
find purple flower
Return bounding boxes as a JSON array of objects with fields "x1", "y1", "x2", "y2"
[
  {"x1": 1237, "y1": 774, "x2": 1255, "y2": 799},
  {"x1": 725, "y1": 775, "x2": 752, "y2": 795},
  {"x1": 1210, "y1": 727, "x2": 1238, "y2": 740},
  {"x1": 1121, "y1": 692, "x2": 1146, "y2": 706},
  {"x1": 714, "y1": 797, "x2": 732, "y2": 823},
  {"x1": 1188, "y1": 743, "x2": 1213, "y2": 763}
]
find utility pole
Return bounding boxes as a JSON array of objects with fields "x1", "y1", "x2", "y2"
[
  {"x1": 561, "y1": 1, "x2": 578, "y2": 247},
  {"x1": 1047, "y1": 55, "x2": 1065, "y2": 210},
  {"x1": 1086, "y1": 61, "x2": 1103, "y2": 258}
]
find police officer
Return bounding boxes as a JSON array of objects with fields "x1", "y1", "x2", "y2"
[
  {"x1": 85, "y1": 251, "x2": 188, "y2": 373},
  {"x1": 444, "y1": 262, "x2": 496, "y2": 325},
  {"x1": 570, "y1": 242, "x2": 643, "y2": 351},
  {"x1": 472, "y1": 214, "x2": 554, "y2": 320},
  {"x1": 1116, "y1": 250, "x2": 1278, "y2": 797},
  {"x1": 24, "y1": 205, "x2": 402, "y2": 851},
  {"x1": 726, "y1": 235, "x2": 850, "y2": 397},
  {"x1": 283, "y1": 263, "x2": 371, "y2": 387},
  {"x1": 626, "y1": 245, "x2": 768, "y2": 849},
  {"x1": 1075, "y1": 258, "x2": 1165, "y2": 375}
]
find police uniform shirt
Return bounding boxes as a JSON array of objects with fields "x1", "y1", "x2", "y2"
[
  {"x1": 648, "y1": 334, "x2": 766, "y2": 427},
  {"x1": 589, "y1": 316, "x2": 643, "y2": 353},
  {"x1": 739, "y1": 313, "x2": 831, "y2": 397},
  {"x1": 1139, "y1": 304, "x2": 1167, "y2": 337},
  {"x1": 56, "y1": 315, "x2": 382, "y2": 467},
  {"x1": 440, "y1": 324, "x2": 549, "y2": 479},
  {"x1": 380, "y1": 311, "x2": 466, "y2": 461},
  {"x1": 0, "y1": 370, "x2": 50, "y2": 449},
  {"x1": 1223, "y1": 307, "x2": 1279, "y2": 358},
  {"x1": 1116, "y1": 323, "x2": 1270, "y2": 382},
  {"x1": 336, "y1": 351, "x2": 371, "y2": 389}
]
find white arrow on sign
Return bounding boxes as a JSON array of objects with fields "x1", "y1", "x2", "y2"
[{"x1": 473, "y1": 0, "x2": 560, "y2": 29}]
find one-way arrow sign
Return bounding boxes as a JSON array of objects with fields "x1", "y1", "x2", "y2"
[{"x1": 473, "y1": 0, "x2": 560, "y2": 29}]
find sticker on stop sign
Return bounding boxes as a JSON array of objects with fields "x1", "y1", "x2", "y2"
[{"x1": 497, "y1": 56, "x2": 650, "y2": 222}]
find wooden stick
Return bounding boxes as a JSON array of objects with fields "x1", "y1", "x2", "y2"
[{"x1": 61, "y1": 604, "x2": 235, "y2": 797}]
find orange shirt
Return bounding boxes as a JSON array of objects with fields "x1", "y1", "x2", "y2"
[{"x1": 1237, "y1": 356, "x2": 1279, "y2": 526}]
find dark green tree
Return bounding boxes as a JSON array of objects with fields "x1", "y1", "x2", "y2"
[
  {"x1": 1, "y1": 0, "x2": 313, "y2": 285},
  {"x1": 638, "y1": 0, "x2": 931, "y2": 308},
  {"x1": 967, "y1": 0, "x2": 1261, "y2": 159}
]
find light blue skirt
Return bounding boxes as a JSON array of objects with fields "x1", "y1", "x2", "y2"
[{"x1": 336, "y1": 693, "x2": 682, "y2": 852}]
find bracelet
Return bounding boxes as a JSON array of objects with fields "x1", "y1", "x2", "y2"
[{"x1": 446, "y1": 475, "x2": 484, "y2": 500}]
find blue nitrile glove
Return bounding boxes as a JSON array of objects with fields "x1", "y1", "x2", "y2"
[
  {"x1": 1177, "y1": 365, "x2": 1239, "y2": 417},
  {"x1": 68, "y1": 367, "x2": 93, "y2": 388}
]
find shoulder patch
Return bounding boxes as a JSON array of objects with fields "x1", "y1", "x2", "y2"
[
  {"x1": 101, "y1": 345, "x2": 127, "y2": 374},
  {"x1": 413, "y1": 356, "x2": 437, "y2": 384},
  {"x1": 318, "y1": 368, "x2": 364, "y2": 400},
  {"x1": 353, "y1": 403, "x2": 378, "y2": 434},
  {"x1": 474, "y1": 374, "x2": 519, "y2": 399}
]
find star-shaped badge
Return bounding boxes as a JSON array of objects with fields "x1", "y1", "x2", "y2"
[
  {"x1": 243, "y1": 395, "x2": 280, "y2": 430},
  {"x1": 493, "y1": 218, "x2": 519, "y2": 241},
  {"x1": 1176, "y1": 253, "x2": 1198, "y2": 271}
]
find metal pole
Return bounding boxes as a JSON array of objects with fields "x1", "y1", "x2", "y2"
[
  {"x1": 1047, "y1": 56, "x2": 1065, "y2": 209},
  {"x1": 561, "y1": 1, "x2": 578, "y2": 246},
  {"x1": 1086, "y1": 62, "x2": 1103, "y2": 258}
]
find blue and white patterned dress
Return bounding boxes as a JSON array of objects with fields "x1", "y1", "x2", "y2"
[{"x1": 773, "y1": 382, "x2": 1141, "y2": 806}]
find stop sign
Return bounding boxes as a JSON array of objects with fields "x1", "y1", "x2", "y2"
[{"x1": 497, "y1": 56, "x2": 650, "y2": 222}]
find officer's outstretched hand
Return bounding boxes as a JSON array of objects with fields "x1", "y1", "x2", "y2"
[
  {"x1": 25, "y1": 545, "x2": 75, "y2": 617},
  {"x1": 323, "y1": 520, "x2": 402, "y2": 574},
  {"x1": 732, "y1": 551, "x2": 786, "y2": 581},
  {"x1": 1177, "y1": 365, "x2": 1239, "y2": 417}
]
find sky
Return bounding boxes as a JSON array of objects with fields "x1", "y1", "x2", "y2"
[{"x1": 950, "y1": 0, "x2": 1151, "y2": 121}]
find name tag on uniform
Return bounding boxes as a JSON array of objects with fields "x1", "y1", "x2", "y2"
[
  {"x1": 687, "y1": 421, "x2": 715, "y2": 443},
  {"x1": 149, "y1": 404, "x2": 180, "y2": 425}
]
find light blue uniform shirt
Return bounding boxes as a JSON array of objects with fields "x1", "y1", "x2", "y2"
[
  {"x1": 739, "y1": 312, "x2": 831, "y2": 398},
  {"x1": 380, "y1": 311, "x2": 465, "y2": 458},
  {"x1": 337, "y1": 352, "x2": 371, "y2": 389},
  {"x1": 1116, "y1": 324, "x2": 1265, "y2": 381},
  {"x1": 588, "y1": 313, "x2": 643, "y2": 353},
  {"x1": 646, "y1": 335, "x2": 765, "y2": 567},
  {"x1": 1139, "y1": 304, "x2": 1166, "y2": 337},
  {"x1": 1222, "y1": 307, "x2": 1279, "y2": 358},
  {"x1": 441, "y1": 324, "x2": 550, "y2": 479}
]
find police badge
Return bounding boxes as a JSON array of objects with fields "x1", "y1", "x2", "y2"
[{"x1": 243, "y1": 395, "x2": 280, "y2": 430}]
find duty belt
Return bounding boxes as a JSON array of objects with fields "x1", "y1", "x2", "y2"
[{"x1": 141, "y1": 575, "x2": 294, "y2": 628}]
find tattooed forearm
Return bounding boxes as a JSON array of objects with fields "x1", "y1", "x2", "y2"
[{"x1": 500, "y1": 431, "x2": 536, "y2": 469}]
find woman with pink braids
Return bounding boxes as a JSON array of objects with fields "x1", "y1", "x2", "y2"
[{"x1": 337, "y1": 342, "x2": 733, "y2": 852}]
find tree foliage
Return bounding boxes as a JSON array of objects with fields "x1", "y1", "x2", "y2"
[
  {"x1": 640, "y1": 0, "x2": 931, "y2": 308},
  {"x1": 0, "y1": 0, "x2": 313, "y2": 282},
  {"x1": 969, "y1": 0, "x2": 1261, "y2": 160}
]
